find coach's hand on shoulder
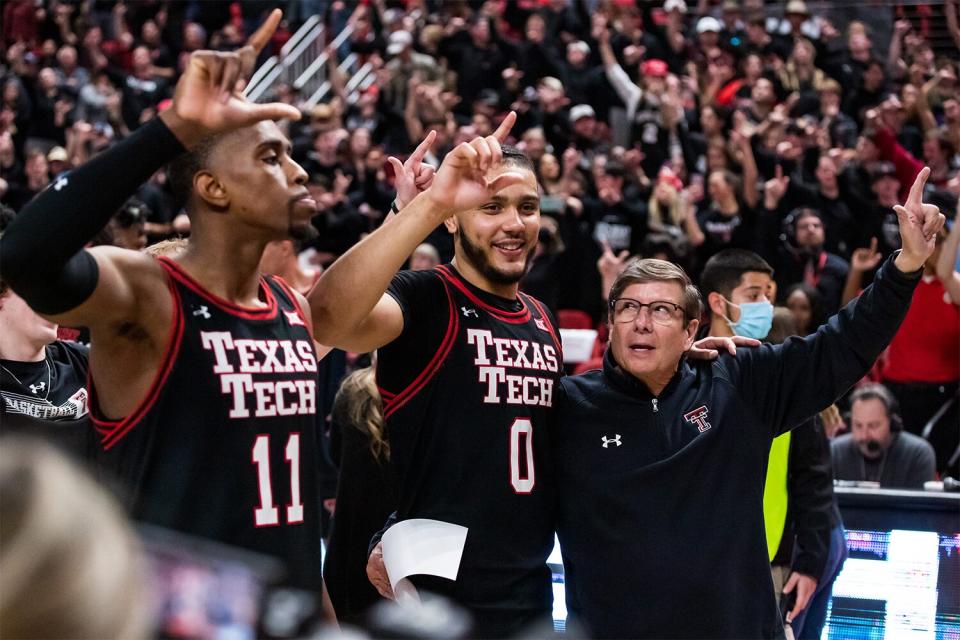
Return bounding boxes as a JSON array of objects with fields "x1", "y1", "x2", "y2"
[
  {"x1": 366, "y1": 542, "x2": 395, "y2": 600},
  {"x1": 423, "y1": 111, "x2": 527, "y2": 219},
  {"x1": 160, "y1": 9, "x2": 301, "y2": 148},
  {"x1": 893, "y1": 167, "x2": 946, "y2": 273},
  {"x1": 687, "y1": 335, "x2": 761, "y2": 360}
]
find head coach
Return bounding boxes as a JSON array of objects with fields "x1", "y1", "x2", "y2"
[{"x1": 552, "y1": 168, "x2": 944, "y2": 639}]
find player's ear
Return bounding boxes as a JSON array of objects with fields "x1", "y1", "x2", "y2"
[
  {"x1": 443, "y1": 214, "x2": 459, "y2": 234},
  {"x1": 194, "y1": 170, "x2": 229, "y2": 209}
]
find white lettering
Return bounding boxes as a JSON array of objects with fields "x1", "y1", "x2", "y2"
[
  {"x1": 201, "y1": 332, "x2": 236, "y2": 373},
  {"x1": 467, "y1": 329, "x2": 495, "y2": 365},
  {"x1": 221, "y1": 373, "x2": 253, "y2": 418},
  {"x1": 479, "y1": 366, "x2": 506, "y2": 403}
]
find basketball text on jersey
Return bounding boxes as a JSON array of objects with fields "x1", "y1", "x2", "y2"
[
  {"x1": 467, "y1": 329, "x2": 559, "y2": 407},
  {"x1": 200, "y1": 331, "x2": 318, "y2": 418}
]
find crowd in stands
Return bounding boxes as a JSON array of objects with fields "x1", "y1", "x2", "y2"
[{"x1": 1, "y1": 0, "x2": 959, "y2": 633}]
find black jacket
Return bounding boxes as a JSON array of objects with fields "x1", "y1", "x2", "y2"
[{"x1": 552, "y1": 255, "x2": 919, "y2": 639}]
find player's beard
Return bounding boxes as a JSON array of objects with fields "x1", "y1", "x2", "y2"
[
  {"x1": 287, "y1": 200, "x2": 319, "y2": 243},
  {"x1": 457, "y1": 228, "x2": 534, "y2": 286}
]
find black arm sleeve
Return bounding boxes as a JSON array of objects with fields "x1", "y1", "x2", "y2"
[
  {"x1": 787, "y1": 418, "x2": 833, "y2": 579},
  {"x1": 0, "y1": 117, "x2": 185, "y2": 314}
]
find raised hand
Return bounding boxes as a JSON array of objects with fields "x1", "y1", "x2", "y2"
[
  {"x1": 388, "y1": 129, "x2": 437, "y2": 211},
  {"x1": 160, "y1": 9, "x2": 301, "y2": 147},
  {"x1": 893, "y1": 167, "x2": 946, "y2": 272},
  {"x1": 424, "y1": 111, "x2": 527, "y2": 216},
  {"x1": 850, "y1": 237, "x2": 882, "y2": 272},
  {"x1": 763, "y1": 165, "x2": 790, "y2": 208},
  {"x1": 597, "y1": 241, "x2": 629, "y2": 283}
]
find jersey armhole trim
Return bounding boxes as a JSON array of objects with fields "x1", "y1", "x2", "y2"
[
  {"x1": 525, "y1": 295, "x2": 563, "y2": 358},
  {"x1": 91, "y1": 265, "x2": 186, "y2": 450},
  {"x1": 271, "y1": 275, "x2": 315, "y2": 341},
  {"x1": 382, "y1": 276, "x2": 459, "y2": 419}
]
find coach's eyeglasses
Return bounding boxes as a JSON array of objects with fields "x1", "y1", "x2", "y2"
[{"x1": 610, "y1": 298, "x2": 685, "y2": 325}]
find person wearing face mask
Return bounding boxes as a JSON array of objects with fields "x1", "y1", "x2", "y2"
[
  {"x1": 831, "y1": 383, "x2": 936, "y2": 489},
  {"x1": 701, "y1": 251, "x2": 834, "y2": 631},
  {"x1": 700, "y1": 248, "x2": 776, "y2": 342}
]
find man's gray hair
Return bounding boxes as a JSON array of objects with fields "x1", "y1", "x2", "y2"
[{"x1": 608, "y1": 258, "x2": 702, "y2": 322}]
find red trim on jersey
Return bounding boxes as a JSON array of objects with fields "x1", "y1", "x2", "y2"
[
  {"x1": 158, "y1": 256, "x2": 279, "y2": 320},
  {"x1": 382, "y1": 277, "x2": 460, "y2": 419},
  {"x1": 435, "y1": 265, "x2": 531, "y2": 323},
  {"x1": 272, "y1": 276, "x2": 315, "y2": 341},
  {"x1": 525, "y1": 295, "x2": 563, "y2": 358},
  {"x1": 377, "y1": 386, "x2": 397, "y2": 400},
  {"x1": 92, "y1": 270, "x2": 186, "y2": 450}
]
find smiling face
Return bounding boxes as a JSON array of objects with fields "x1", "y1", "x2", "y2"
[
  {"x1": 446, "y1": 164, "x2": 540, "y2": 297},
  {"x1": 609, "y1": 281, "x2": 698, "y2": 386},
  {"x1": 201, "y1": 120, "x2": 317, "y2": 242}
]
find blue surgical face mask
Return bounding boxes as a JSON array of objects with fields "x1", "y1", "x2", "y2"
[{"x1": 722, "y1": 298, "x2": 773, "y2": 340}]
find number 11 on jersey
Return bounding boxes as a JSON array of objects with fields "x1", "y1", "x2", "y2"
[{"x1": 252, "y1": 433, "x2": 305, "y2": 527}]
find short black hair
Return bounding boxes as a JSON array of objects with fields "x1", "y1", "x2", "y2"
[
  {"x1": 700, "y1": 249, "x2": 774, "y2": 300},
  {"x1": 165, "y1": 133, "x2": 227, "y2": 209},
  {"x1": 500, "y1": 144, "x2": 534, "y2": 173}
]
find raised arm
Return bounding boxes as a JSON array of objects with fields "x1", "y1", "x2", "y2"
[
  {"x1": 0, "y1": 10, "x2": 298, "y2": 329},
  {"x1": 309, "y1": 112, "x2": 528, "y2": 352},
  {"x1": 731, "y1": 168, "x2": 945, "y2": 433}
]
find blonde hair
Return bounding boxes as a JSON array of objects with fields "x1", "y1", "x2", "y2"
[
  {"x1": 647, "y1": 184, "x2": 686, "y2": 230},
  {"x1": 334, "y1": 366, "x2": 388, "y2": 461},
  {"x1": 143, "y1": 237, "x2": 189, "y2": 258},
  {"x1": 0, "y1": 438, "x2": 150, "y2": 639}
]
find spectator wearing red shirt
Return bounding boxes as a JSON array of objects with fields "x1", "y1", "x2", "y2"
[{"x1": 881, "y1": 226, "x2": 960, "y2": 477}]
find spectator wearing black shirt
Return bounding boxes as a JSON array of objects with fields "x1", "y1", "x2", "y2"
[{"x1": 831, "y1": 384, "x2": 936, "y2": 489}]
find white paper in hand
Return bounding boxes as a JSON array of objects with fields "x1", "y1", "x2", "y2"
[{"x1": 381, "y1": 519, "x2": 468, "y2": 606}]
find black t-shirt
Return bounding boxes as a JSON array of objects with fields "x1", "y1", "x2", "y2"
[
  {"x1": 1, "y1": 340, "x2": 90, "y2": 421},
  {"x1": 1, "y1": 340, "x2": 93, "y2": 459},
  {"x1": 378, "y1": 265, "x2": 562, "y2": 636}
]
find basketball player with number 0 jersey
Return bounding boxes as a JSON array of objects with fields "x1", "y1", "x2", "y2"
[{"x1": 311, "y1": 114, "x2": 561, "y2": 636}]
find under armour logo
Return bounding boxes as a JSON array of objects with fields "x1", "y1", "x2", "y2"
[
  {"x1": 29, "y1": 382, "x2": 46, "y2": 394},
  {"x1": 684, "y1": 405, "x2": 712, "y2": 433},
  {"x1": 192, "y1": 305, "x2": 211, "y2": 319},
  {"x1": 535, "y1": 318, "x2": 548, "y2": 331},
  {"x1": 53, "y1": 176, "x2": 69, "y2": 191},
  {"x1": 284, "y1": 310, "x2": 305, "y2": 327},
  {"x1": 601, "y1": 434, "x2": 622, "y2": 448},
  {"x1": 461, "y1": 307, "x2": 478, "y2": 318}
]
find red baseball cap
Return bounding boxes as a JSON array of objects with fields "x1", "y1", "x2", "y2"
[{"x1": 641, "y1": 59, "x2": 669, "y2": 78}]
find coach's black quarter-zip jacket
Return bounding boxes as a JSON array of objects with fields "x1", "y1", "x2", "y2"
[{"x1": 553, "y1": 255, "x2": 921, "y2": 639}]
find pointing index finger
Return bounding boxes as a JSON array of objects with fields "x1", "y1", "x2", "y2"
[
  {"x1": 406, "y1": 129, "x2": 436, "y2": 170},
  {"x1": 907, "y1": 166, "x2": 930, "y2": 207},
  {"x1": 492, "y1": 111, "x2": 517, "y2": 143},
  {"x1": 247, "y1": 9, "x2": 282, "y2": 55}
]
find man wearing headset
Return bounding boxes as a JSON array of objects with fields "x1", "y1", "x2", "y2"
[{"x1": 831, "y1": 383, "x2": 936, "y2": 488}]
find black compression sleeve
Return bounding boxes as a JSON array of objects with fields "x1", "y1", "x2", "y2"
[{"x1": 0, "y1": 117, "x2": 185, "y2": 314}]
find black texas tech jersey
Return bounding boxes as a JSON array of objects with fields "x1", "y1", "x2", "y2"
[
  {"x1": 378, "y1": 264, "x2": 562, "y2": 620},
  {"x1": 93, "y1": 257, "x2": 323, "y2": 589}
]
